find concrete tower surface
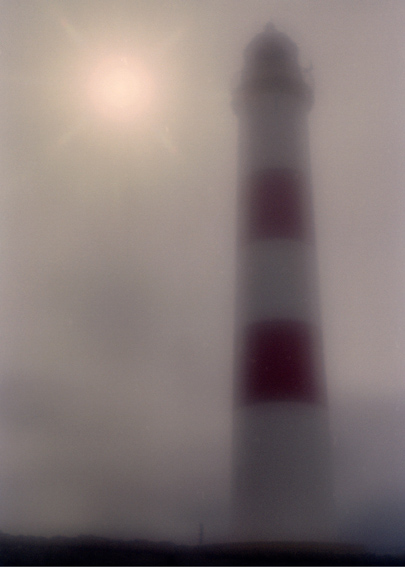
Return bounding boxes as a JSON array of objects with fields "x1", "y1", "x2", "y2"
[{"x1": 232, "y1": 25, "x2": 335, "y2": 542}]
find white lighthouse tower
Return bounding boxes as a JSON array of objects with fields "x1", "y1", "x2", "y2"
[{"x1": 233, "y1": 25, "x2": 335, "y2": 543}]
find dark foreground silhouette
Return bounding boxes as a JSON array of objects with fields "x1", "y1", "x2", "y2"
[{"x1": 0, "y1": 532, "x2": 403, "y2": 566}]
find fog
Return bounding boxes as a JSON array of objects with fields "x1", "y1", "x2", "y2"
[{"x1": 1, "y1": 0, "x2": 405, "y2": 550}]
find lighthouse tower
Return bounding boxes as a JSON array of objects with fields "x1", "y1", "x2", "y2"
[{"x1": 233, "y1": 25, "x2": 335, "y2": 542}]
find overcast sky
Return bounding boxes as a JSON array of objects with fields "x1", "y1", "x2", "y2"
[{"x1": 1, "y1": 0, "x2": 405, "y2": 547}]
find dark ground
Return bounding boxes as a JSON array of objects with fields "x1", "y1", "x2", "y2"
[{"x1": 0, "y1": 533, "x2": 403, "y2": 566}]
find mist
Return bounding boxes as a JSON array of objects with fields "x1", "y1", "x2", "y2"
[{"x1": 1, "y1": 0, "x2": 405, "y2": 550}]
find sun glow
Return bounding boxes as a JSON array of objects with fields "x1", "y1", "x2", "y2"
[
  {"x1": 44, "y1": 11, "x2": 185, "y2": 156},
  {"x1": 86, "y1": 56, "x2": 155, "y2": 122}
]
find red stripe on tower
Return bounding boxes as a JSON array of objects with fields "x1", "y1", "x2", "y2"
[
  {"x1": 245, "y1": 168, "x2": 312, "y2": 242},
  {"x1": 242, "y1": 320, "x2": 323, "y2": 405}
]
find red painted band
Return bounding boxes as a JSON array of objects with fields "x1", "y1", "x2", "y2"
[
  {"x1": 240, "y1": 320, "x2": 323, "y2": 405},
  {"x1": 244, "y1": 168, "x2": 312, "y2": 242}
]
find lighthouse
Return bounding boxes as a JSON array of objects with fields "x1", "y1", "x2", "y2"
[{"x1": 232, "y1": 25, "x2": 335, "y2": 542}]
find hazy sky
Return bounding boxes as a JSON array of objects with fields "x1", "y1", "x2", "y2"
[{"x1": 1, "y1": 0, "x2": 405, "y2": 547}]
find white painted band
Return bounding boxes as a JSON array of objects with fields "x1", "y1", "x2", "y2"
[
  {"x1": 240, "y1": 238, "x2": 318, "y2": 325},
  {"x1": 239, "y1": 92, "x2": 309, "y2": 173},
  {"x1": 233, "y1": 401, "x2": 335, "y2": 541}
]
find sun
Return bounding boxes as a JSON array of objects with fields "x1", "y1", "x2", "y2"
[
  {"x1": 39, "y1": 8, "x2": 187, "y2": 157},
  {"x1": 86, "y1": 56, "x2": 155, "y2": 123}
]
